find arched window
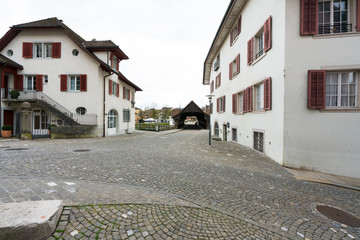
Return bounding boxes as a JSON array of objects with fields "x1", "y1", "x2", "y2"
[
  {"x1": 108, "y1": 109, "x2": 117, "y2": 128},
  {"x1": 214, "y1": 121, "x2": 219, "y2": 137}
]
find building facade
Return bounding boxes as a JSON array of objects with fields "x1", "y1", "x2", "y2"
[
  {"x1": 203, "y1": 0, "x2": 360, "y2": 178},
  {"x1": 0, "y1": 18, "x2": 141, "y2": 138}
]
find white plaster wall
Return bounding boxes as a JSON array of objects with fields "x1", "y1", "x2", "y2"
[
  {"x1": 284, "y1": 1, "x2": 360, "y2": 177},
  {"x1": 209, "y1": 0, "x2": 286, "y2": 164}
]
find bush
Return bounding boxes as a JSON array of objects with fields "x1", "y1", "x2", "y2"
[{"x1": 1, "y1": 125, "x2": 12, "y2": 131}]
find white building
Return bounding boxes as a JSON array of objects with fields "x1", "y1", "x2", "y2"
[
  {"x1": 0, "y1": 17, "x2": 141, "y2": 138},
  {"x1": 203, "y1": 0, "x2": 360, "y2": 178}
]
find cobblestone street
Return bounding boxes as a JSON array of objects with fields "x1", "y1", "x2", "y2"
[{"x1": 0, "y1": 130, "x2": 359, "y2": 239}]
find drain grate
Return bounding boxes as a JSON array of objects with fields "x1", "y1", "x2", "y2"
[
  {"x1": 73, "y1": 149, "x2": 91, "y2": 152},
  {"x1": 5, "y1": 148, "x2": 29, "y2": 151},
  {"x1": 316, "y1": 205, "x2": 360, "y2": 227}
]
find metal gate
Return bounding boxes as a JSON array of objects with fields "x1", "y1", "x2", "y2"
[{"x1": 254, "y1": 131, "x2": 264, "y2": 152}]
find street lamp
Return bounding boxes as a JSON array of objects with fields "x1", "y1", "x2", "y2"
[{"x1": 206, "y1": 94, "x2": 214, "y2": 145}]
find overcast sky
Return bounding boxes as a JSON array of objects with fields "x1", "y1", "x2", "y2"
[{"x1": 0, "y1": 0, "x2": 230, "y2": 109}]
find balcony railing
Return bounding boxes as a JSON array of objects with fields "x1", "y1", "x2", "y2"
[{"x1": 318, "y1": 23, "x2": 352, "y2": 34}]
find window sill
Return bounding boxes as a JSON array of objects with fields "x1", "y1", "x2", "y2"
[
  {"x1": 320, "y1": 108, "x2": 360, "y2": 113},
  {"x1": 313, "y1": 31, "x2": 360, "y2": 39},
  {"x1": 251, "y1": 52, "x2": 267, "y2": 66}
]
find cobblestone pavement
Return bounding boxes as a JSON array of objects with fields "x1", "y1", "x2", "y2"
[{"x1": 0, "y1": 130, "x2": 359, "y2": 240}]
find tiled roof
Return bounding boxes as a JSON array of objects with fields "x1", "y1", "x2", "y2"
[{"x1": 0, "y1": 53, "x2": 23, "y2": 69}]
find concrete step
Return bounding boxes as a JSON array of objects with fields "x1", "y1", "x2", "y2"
[{"x1": 0, "y1": 200, "x2": 62, "y2": 240}]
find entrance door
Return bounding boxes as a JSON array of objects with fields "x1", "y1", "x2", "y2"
[
  {"x1": 223, "y1": 124, "x2": 227, "y2": 141},
  {"x1": 32, "y1": 110, "x2": 49, "y2": 137},
  {"x1": 4, "y1": 110, "x2": 14, "y2": 134}
]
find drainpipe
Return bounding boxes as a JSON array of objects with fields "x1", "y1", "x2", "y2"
[{"x1": 103, "y1": 72, "x2": 113, "y2": 137}]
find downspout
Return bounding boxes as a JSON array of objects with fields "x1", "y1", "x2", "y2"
[{"x1": 103, "y1": 72, "x2": 113, "y2": 137}]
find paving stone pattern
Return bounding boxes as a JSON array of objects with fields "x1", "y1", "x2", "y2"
[{"x1": 0, "y1": 130, "x2": 359, "y2": 239}]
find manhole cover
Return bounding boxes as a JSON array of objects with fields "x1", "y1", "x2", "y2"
[
  {"x1": 316, "y1": 205, "x2": 360, "y2": 227},
  {"x1": 73, "y1": 149, "x2": 91, "y2": 152},
  {"x1": 5, "y1": 148, "x2": 29, "y2": 151}
]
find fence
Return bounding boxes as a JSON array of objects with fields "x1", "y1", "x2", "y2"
[{"x1": 135, "y1": 123, "x2": 175, "y2": 131}]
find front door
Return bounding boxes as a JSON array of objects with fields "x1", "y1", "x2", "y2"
[
  {"x1": 223, "y1": 124, "x2": 227, "y2": 141},
  {"x1": 4, "y1": 110, "x2": 14, "y2": 134}
]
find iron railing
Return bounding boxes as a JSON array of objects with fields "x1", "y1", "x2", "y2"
[
  {"x1": 318, "y1": 23, "x2": 352, "y2": 34},
  {"x1": 1, "y1": 88, "x2": 97, "y2": 125}
]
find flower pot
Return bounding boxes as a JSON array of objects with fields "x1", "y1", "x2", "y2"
[{"x1": 1, "y1": 130, "x2": 11, "y2": 138}]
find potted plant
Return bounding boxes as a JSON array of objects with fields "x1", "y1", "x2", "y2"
[
  {"x1": 10, "y1": 90, "x2": 20, "y2": 99},
  {"x1": 1, "y1": 125, "x2": 12, "y2": 138}
]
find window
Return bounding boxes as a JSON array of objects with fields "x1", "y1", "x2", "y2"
[
  {"x1": 123, "y1": 109, "x2": 130, "y2": 122},
  {"x1": 108, "y1": 109, "x2": 117, "y2": 128},
  {"x1": 232, "y1": 128, "x2": 237, "y2": 142},
  {"x1": 319, "y1": 0, "x2": 351, "y2": 34},
  {"x1": 76, "y1": 107, "x2": 87, "y2": 115},
  {"x1": 217, "y1": 96, "x2": 226, "y2": 113},
  {"x1": 230, "y1": 15, "x2": 242, "y2": 46},
  {"x1": 326, "y1": 72, "x2": 357, "y2": 107},
  {"x1": 70, "y1": 76, "x2": 80, "y2": 91},
  {"x1": 256, "y1": 83, "x2": 264, "y2": 110},
  {"x1": 26, "y1": 76, "x2": 36, "y2": 90}
]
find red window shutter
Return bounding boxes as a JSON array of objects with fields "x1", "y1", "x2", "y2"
[
  {"x1": 123, "y1": 87, "x2": 126, "y2": 99},
  {"x1": 223, "y1": 96, "x2": 226, "y2": 112},
  {"x1": 22, "y1": 42, "x2": 33, "y2": 58},
  {"x1": 15, "y1": 75, "x2": 23, "y2": 91},
  {"x1": 264, "y1": 77, "x2": 272, "y2": 110},
  {"x1": 232, "y1": 93, "x2": 237, "y2": 114},
  {"x1": 264, "y1": 16, "x2": 272, "y2": 52},
  {"x1": 217, "y1": 98, "x2": 219, "y2": 112},
  {"x1": 229, "y1": 62, "x2": 233, "y2": 80},
  {"x1": 300, "y1": 0, "x2": 318, "y2": 35},
  {"x1": 80, "y1": 74, "x2": 87, "y2": 92},
  {"x1": 109, "y1": 80, "x2": 112, "y2": 95},
  {"x1": 236, "y1": 54, "x2": 240, "y2": 73},
  {"x1": 36, "y1": 75, "x2": 43, "y2": 91},
  {"x1": 230, "y1": 29, "x2": 234, "y2": 46},
  {"x1": 247, "y1": 38, "x2": 253, "y2": 65},
  {"x1": 237, "y1": 15, "x2": 242, "y2": 35},
  {"x1": 308, "y1": 70, "x2": 326, "y2": 109},
  {"x1": 243, "y1": 91, "x2": 247, "y2": 113},
  {"x1": 52, "y1": 42, "x2": 61, "y2": 58},
  {"x1": 357, "y1": 0, "x2": 360, "y2": 31},
  {"x1": 60, "y1": 75, "x2": 67, "y2": 92}
]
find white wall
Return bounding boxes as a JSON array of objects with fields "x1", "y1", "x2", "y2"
[
  {"x1": 284, "y1": 1, "x2": 360, "y2": 177},
  {"x1": 210, "y1": 0, "x2": 286, "y2": 164}
]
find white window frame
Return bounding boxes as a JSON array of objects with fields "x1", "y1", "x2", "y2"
[
  {"x1": 69, "y1": 75, "x2": 81, "y2": 92},
  {"x1": 318, "y1": 0, "x2": 351, "y2": 34},
  {"x1": 255, "y1": 82, "x2": 264, "y2": 111},
  {"x1": 325, "y1": 71, "x2": 358, "y2": 108}
]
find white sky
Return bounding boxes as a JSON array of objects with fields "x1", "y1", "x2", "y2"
[{"x1": 0, "y1": 0, "x2": 230, "y2": 109}]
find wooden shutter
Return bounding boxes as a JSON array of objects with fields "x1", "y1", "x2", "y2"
[
  {"x1": 247, "y1": 38, "x2": 253, "y2": 65},
  {"x1": 22, "y1": 42, "x2": 33, "y2": 58},
  {"x1": 243, "y1": 91, "x2": 247, "y2": 113},
  {"x1": 236, "y1": 54, "x2": 240, "y2": 74},
  {"x1": 36, "y1": 75, "x2": 43, "y2": 91},
  {"x1": 52, "y1": 42, "x2": 61, "y2": 58},
  {"x1": 14, "y1": 75, "x2": 23, "y2": 91},
  {"x1": 216, "y1": 98, "x2": 219, "y2": 112},
  {"x1": 357, "y1": 0, "x2": 360, "y2": 31},
  {"x1": 80, "y1": 74, "x2": 87, "y2": 92},
  {"x1": 223, "y1": 96, "x2": 226, "y2": 112},
  {"x1": 109, "y1": 80, "x2": 112, "y2": 95},
  {"x1": 232, "y1": 93, "x2": 237, "y2": 114},
  {"x1": 308, "y1": 70, "x2": 326, "y2": 109},
  {"x1": 300, "y1": 0, "x2": 318, "y2": 35},
  {"x1": 264, "y1": 16, "x2": 272, "y2": 52},
  {"x1": 60, "y1": 75, "x2": 67, "y2": 92},
  {"x1": 229, "y1": 62, "x2": 233, "y2": 80},
  {"x1": 264, "y1": 77, "x2": 272, "y2": 110},
  {"x1": 123, "y1": 87, "x2": 126, "y2": 99}
]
